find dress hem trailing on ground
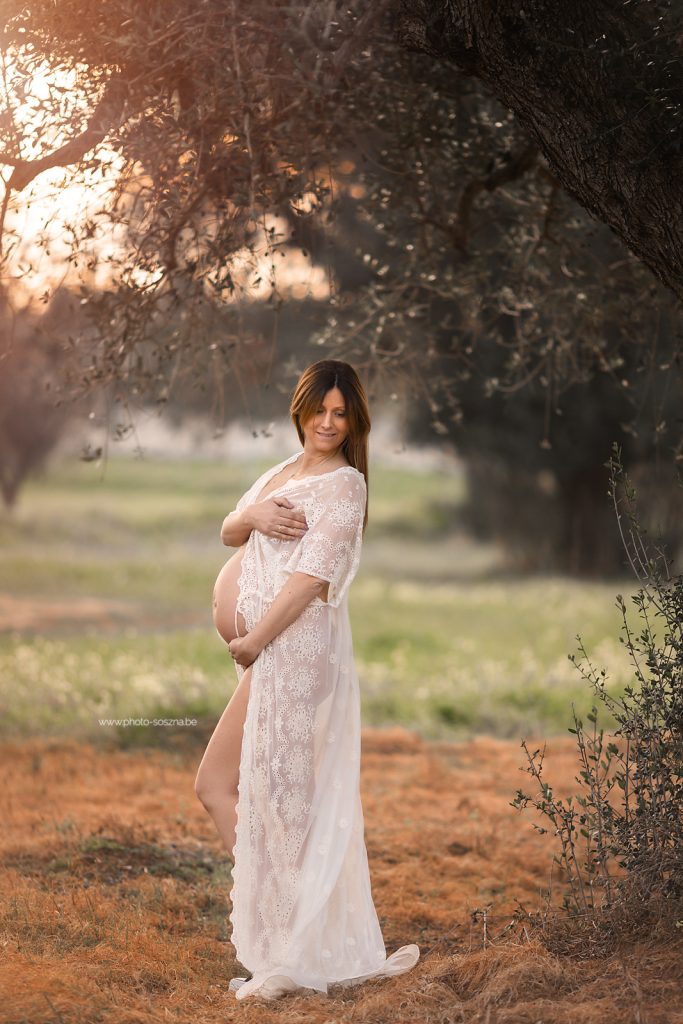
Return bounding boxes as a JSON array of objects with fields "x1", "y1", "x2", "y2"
[{"x1": 228, "y1": 942, "x2": 421, "y2": 1000}]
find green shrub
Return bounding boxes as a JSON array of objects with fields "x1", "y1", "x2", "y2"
[{"x1": 512, "y1": 444, "x2": 683, "y2": 931}]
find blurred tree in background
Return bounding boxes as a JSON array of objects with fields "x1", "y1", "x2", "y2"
[
  {"x1": 0, "y1": 287, "x2": 81, "y2": 508},
  {"x1": 0, "y1": 0, "x2": 681, "y2": 566}
]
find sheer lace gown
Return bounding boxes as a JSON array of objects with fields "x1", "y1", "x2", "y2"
[{"x1": 225, "y1": 451, "x2": 420, "y2": 999}]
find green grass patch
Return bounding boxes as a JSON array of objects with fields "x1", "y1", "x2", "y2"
[{"x1": 0, "y1": 453, "x2": 639, "y2": 742}]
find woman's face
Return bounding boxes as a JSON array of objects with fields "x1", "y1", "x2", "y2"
[{"x1": 302, "y1": 386, "x2": 350, "y2": 453}]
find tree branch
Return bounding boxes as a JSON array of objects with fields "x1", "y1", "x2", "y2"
[
  {"x1": 331, "y1": 0, "x2": 394, "y2": 78},
  {"x1": 455, "y1": 142, "x2": 538, "y2": 248},
  {"x1": 0, "y1": 75, "x2": 128, "y2": 193},
  {"x1": 395, "y1": 0, "x2": 683, "y2": 300}
]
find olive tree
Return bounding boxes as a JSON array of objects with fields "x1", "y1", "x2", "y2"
[{"x1": 1, "y1": 0, "x2": 681, "y2": 562}]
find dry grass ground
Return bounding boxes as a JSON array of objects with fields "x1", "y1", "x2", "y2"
[{"x1": 1, "y1": 728, "x2": 681, "y2": 1024}]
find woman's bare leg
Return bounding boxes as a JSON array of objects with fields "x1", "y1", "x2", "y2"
[{"x1": 194, "y1": 665, "x2": 252, "y2": 860}]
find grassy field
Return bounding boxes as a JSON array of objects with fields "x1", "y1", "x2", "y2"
[
  {"x1": 0, "y1": 453, "x2": 637, "y2": 742},
  {"x1": 4, "y1": 454, "x2": 680, "y2": 1024}
]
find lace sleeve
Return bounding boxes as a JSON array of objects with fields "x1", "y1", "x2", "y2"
[{"x1": 282, "y1": 470, "x2": 366, "y2": 607}]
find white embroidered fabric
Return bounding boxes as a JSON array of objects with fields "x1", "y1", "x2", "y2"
[{"x1": 226, "y1": 451, "x2": 420, "y2": 999}]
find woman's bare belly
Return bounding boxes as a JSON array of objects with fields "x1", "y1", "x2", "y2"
[{"x1": 212, "y1": 545, "x2": 247, "y2": 645}]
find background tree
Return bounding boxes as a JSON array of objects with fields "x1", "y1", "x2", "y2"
[
  {"x1": 0, "y1": 0, "x2": 680, "y2": 399},
  {"x1": 0, "y1": 287, "x2": 80, "y2": 509},
  {"x1": 1, "y1": 0, "x2": 682, "y2": 567},
  {"x1": 395, "y1": 1, "x2": 683, "y2": 300}
]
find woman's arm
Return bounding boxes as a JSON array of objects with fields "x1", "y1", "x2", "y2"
[
  {"x1": 228, "y1": 470, "x2": 366, "y2": 667},
  {"x1": 220, "y1": 507, "x2": 255, "y2": 547},
  {"x1": 228, "y1": 571, "x2": 326, "y2": 666}
]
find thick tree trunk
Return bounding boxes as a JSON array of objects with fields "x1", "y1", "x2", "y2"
[
  {"x1": 462, "y1": 456, "x2": 625, "y2": 576},
  {"x1": 395, "y1": 1, "x2": 683, "y2": 299},
  {"x1": 559, "y1": 464, "x2": 623, "y2": 577}
]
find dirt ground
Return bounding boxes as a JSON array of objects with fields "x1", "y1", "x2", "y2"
[
  {"x1": 1, "y1": 728, "x2": 681, "y2": 1024},
  {"x1": 0, "y1": 593, "x2": 206, "y2": 634}
]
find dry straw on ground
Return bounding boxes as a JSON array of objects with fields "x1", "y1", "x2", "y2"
[{"x1": 1, "y1": 728, "x2": 681, "y2": 1023}]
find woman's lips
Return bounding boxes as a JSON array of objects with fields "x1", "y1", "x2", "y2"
[{"x1": 317, "y1": 432, "x2": 336, "y2": 438}]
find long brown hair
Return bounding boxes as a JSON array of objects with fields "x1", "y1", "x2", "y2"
[{"x1": 289, "y1": 360, "x2": 371, "y2": 531}]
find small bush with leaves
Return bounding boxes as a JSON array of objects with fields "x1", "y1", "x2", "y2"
[{"x1": 512, "y1": 443, "x2": 683, "y2": 928}]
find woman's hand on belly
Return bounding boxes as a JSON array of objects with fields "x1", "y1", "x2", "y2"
[{"x1": 228, "y1": 633, "x2": 262, "y2": 668}]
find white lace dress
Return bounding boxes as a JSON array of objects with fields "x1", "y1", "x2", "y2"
[{"x1": 226, "y1": 451, "x2": 419, "y2": 999}]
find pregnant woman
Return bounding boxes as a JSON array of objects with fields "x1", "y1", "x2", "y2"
[{"x1": 195, "y1": 359, "x2": 419, "y2": 1001}]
